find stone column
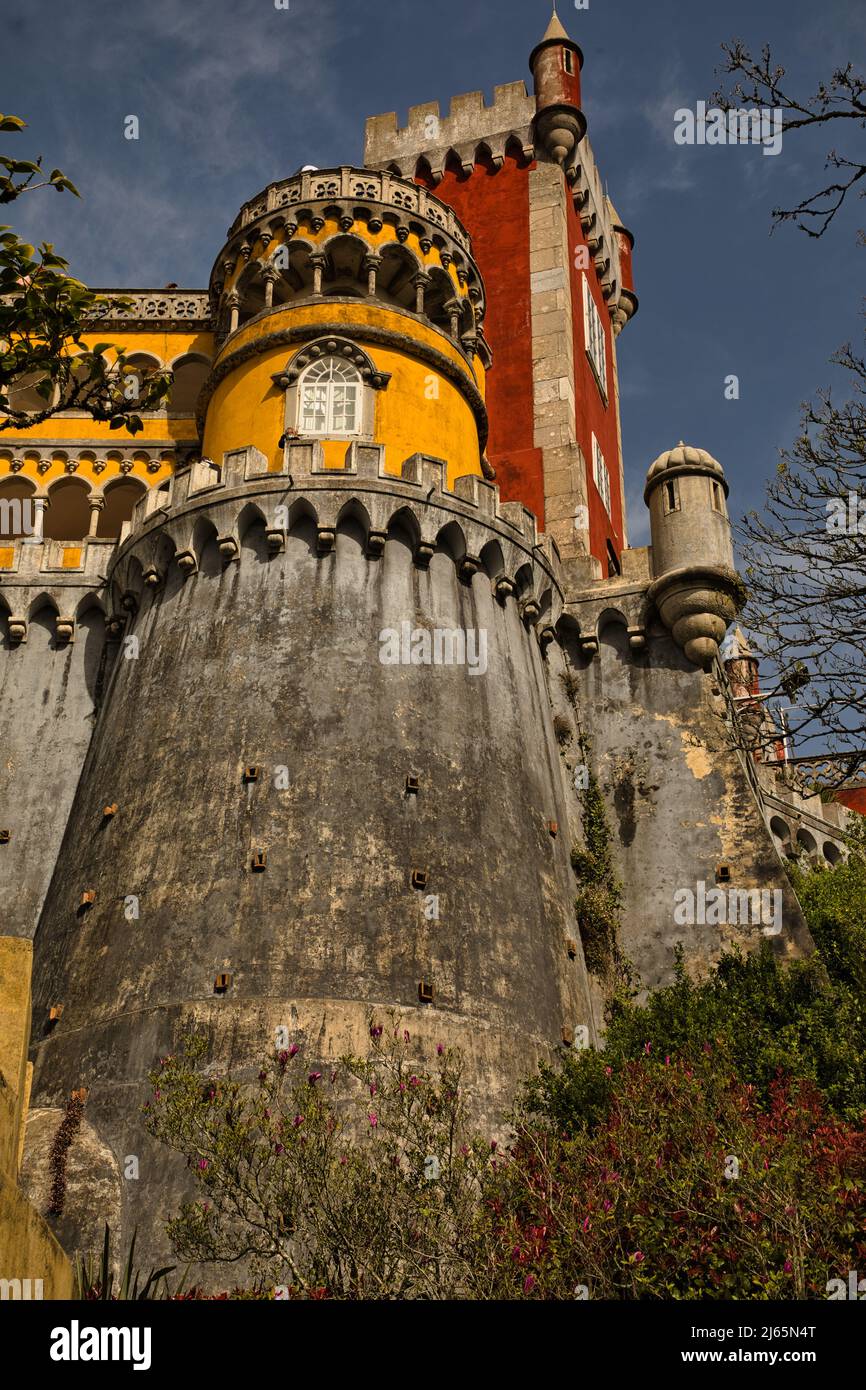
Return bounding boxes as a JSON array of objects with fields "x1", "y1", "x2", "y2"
[
  {"x1": 309, "y1": 252, "x2": 328, "y2": 297},
  {"x1": 87, "y1": 496, "x2": 105, "y2": 538},
  {"x1": 262, "y1": 267, "x2": 279, "y2": 310},
  {"x1": 363, "y1": 252, "x2": 382, "y2": 297},
  {"x1": 412, "y1": 270, "x2": 431, "y2": 315}
]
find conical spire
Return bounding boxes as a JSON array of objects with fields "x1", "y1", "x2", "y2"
[{"x1": 541, "y1": 6, "x2": 571, "y2": 43}]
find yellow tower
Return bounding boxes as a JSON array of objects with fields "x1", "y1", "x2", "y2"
[{"x1": 203, "y1": 166, "x2": 490, "y2": 484}]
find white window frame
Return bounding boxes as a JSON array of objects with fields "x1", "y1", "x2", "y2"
[
  {"x1": 582, "y1": 275, "x2": 608, "y2": 402},
  {"x1": 592, "y1": 434, "x2": 611, "y2": 516},
  {"x1": 296, "y1": 356, "x2": 362, "y2": 438}
]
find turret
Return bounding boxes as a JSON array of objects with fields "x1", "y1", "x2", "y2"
[
  {"x1": 529, "y1": 9, "x2": 586, "y2": 166},
  {"x1": 645, "y1": 442, "x2": 743, "y2": 669},
  {"x1": 606, "y1": 198, "x2": 639, "y2": 337},
  {"x1": 204, "y1": 166, "x2": 489, "y2": 485}
]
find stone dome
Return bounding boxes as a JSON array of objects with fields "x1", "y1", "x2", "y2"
[{"x1": 646, "y1": 441, "x2": 725, "y2": 484}]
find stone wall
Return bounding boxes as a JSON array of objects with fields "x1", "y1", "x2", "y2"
[{"x1": 25, "y1": 452, "x2": 596, "y2": 1268}]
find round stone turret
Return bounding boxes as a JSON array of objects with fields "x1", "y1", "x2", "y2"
[{"x1": 645, "y1": 442, "x2": 743, "y2": 669}]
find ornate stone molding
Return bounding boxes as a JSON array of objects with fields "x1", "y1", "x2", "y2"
[
  {"x1": 89, "y1": 290, "x2": 210, "y2": 329},
  {"x1": 272, "y1": 337, "x2": 392, "y2": 391},
  {"x1": 227, "y1": 167, "x2": 473, "y2": 254}
]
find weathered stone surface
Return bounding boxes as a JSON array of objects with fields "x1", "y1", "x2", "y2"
[{"x1": 24, "y1": 482, "x2": 595, "y2": 1271}]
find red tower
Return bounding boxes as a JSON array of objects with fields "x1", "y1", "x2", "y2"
[{"x1": 365, "y1": 9, "x2": 638, "y2": 573}]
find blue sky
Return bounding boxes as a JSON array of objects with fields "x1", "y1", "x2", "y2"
[{"x1": 5, "y1": 0, "x2": 863, "y2": 542}]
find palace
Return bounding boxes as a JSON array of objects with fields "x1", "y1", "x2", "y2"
[{"x1": 0, "y1": 11, "x2": 858, "y2": 1284}]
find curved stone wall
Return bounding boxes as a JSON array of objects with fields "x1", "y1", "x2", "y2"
[{"x1": 26, "y1": 455, "x2": 595, "y2": 1265}]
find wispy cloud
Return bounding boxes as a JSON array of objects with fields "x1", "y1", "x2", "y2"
[{"x1": 9, "y1": 0, "x2": 353, "y2": 286}]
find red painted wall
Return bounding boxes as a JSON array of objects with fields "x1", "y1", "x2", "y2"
[
  {"x1": 835, "y1": 789, "x2": 866, "y2": 816},
  {"x1": 421, "y1": 153, "x2": 626, "y2": 569},
  {"x1": 532, "y1": 45, "x2": 582, "y2": 112},
  {"x1": 616, "y1": 228, "x2": 635, "y2": 294},
  {"x1": 423, "y1": 153, "x2": 546, "y2": 524}
]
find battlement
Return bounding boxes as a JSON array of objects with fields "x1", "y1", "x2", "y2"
[
  {"x1": 0, "y1": 538, "x2": 111, "y2": 643},
  {"x1": 0, "y1": 537, "x2": 114, "y2": 581},
  {"x1": 127, "y1": 442, "x2": 545, "y2": 544},
  {"x1": 364, "y1": 82, "x2": 539, "y2": 176},
  {"x1": 365, "y1": 84, "x2": 536, "y2": 178},
  {"x1": 365, "y1": 88, "x2": 627, "y2": 320},
  {"x1": 110, "y1": 441, "x2": 562, "y2": 623}
]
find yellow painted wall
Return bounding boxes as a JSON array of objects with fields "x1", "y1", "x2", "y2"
[
  {"x1": 0, "y1": 936, "x2": 73, "y2": 1298},
  {"x1": 203, "y1": 301, "x2": 485, "y2": 485},
  {"x1": 0, "y1": 328, "x2": 215, "y2": 494}
]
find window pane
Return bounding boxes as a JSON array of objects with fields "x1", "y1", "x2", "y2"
[{"x1": 296, "y1": 355, "x2": 362, "y2": 436}]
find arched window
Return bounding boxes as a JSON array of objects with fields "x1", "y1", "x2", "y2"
[
  {"x1": 297, "y1": 357, "x2": 361, "y2": 437},
  {"x1": 168, "y1": 355, "x2": 210, "y2": 415}
]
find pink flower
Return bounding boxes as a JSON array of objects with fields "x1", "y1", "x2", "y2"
[
  {"x1": 643, "y1": 1042, "x2": 651, "y2": 1055},
  {"x1": 436, "y1": 1044, "x2": 444, "y2": 1056},
  {"x1": 370, "y1": 1024, "x2": 383, "y2": 1039},
  {"x1": 603, "y1": 1199, "x2": 611, "y2": 1212},
  {"x1": 604, "y1": 1066, "x2": 612, "y2": 1075},
  {"x1": 197, "y1": 1159, "x2": 209, "y2": 1171},
  {"x1": 258, "y1": 1070, "x2": 267, "y2": 1081},
  {"x1": 275, "y1": 1143, "x2": 285, "y2": 1155},
  {"x1": 491, "y1": 1141, "x2": 498, "y2": 1153},
  {"x1": 403, "y1": 1030, "x2": 410, "y2": 1043},
  {"x1": 784, "y1": 1259, "x2": 793, "y2": 1273},
  {"x1": 582, "y1": 1216, "x2": 590, "y2": 1232},
  {"x1": 330, "y1": 1071, "x2": 337, "y2": 1084},
  {"x1": 308, "y1": 1072, "x2": 322, "y2": 1084},
  {"x1": 293, "y1": 1114, "x2": 304, "y2": 1127},
  {"x1": 340, "y1": 1155, "x2": 348, "y2": 1165},
  {"x1": 289, "y1": 1043, "x2": 300, "y2": 1057},
  {"x1": 665, "y1": 1056, "x2": 670, "y2": 1067},
  {"x1": 523, "y1": 1274, "x2": 535, "y2": 1293},
  {"x1": 631, "y1": 1251, "x2": 645, "y2": 1264},
  {"x1": 369, "y1": 1083, "x2": 377, "y2": 1097},
  {"x1": 369, "y1": 1113, "x2": 378, "y2": 1127},
  {"x1": 409, "y1": 1076, "x2": 420, "y2": 1087}
]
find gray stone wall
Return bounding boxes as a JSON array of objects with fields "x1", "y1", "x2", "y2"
[
  {"x1": 0, "y1": 543, "x2": 113, "y2": 939},
  {"x1": 25, "y1": 460, "x2": 595, "y2": 1267},
  {"x1": 554, "y1": 607, "x2": 813, "y2": 991}
]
